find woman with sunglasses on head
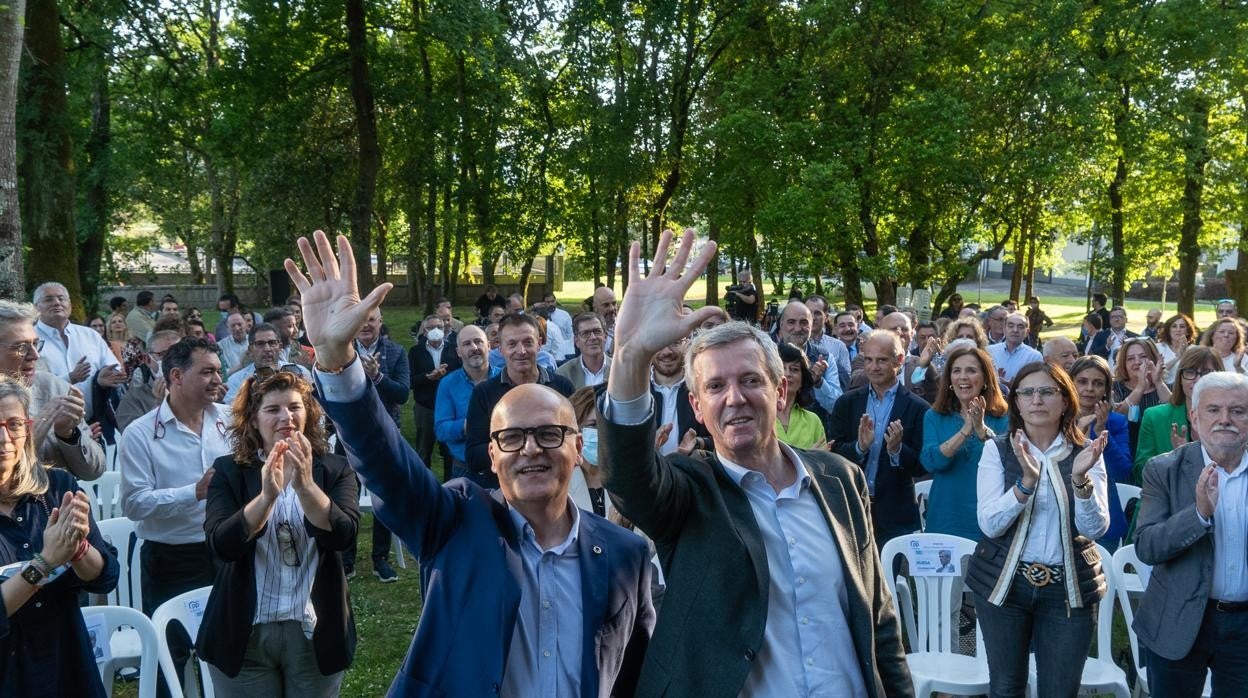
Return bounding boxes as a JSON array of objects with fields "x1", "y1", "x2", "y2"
[
  {"x1": 1200, "y1": 317, "x2": 1248, "y2": 373},
  {"x1": 0, "y1": 376, "x2": 119, "y2": 696},
  {"x1": 1112, "y1": 337, "x2": 1169, "y2": 455},
  {"x1": 1068, "y1": 356, "x2": 1133, "y2": 549},
  {"x1": 967, "y1": 362, "x2": 1109, "y2": 698},
  {"x1": 920, "y1": 341, "x2": 1009, "y2": 541},
  {"x1": 197, "y1": 370, "x2": 359, "y2": 697},
  {"x1": 1134, "y1": 346, "x2": 1220, "y2": 486}
]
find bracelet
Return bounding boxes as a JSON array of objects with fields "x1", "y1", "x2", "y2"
[
  {"x1": 70, "y1": 538, "x2": 90, "y2": 563},
  {"x1": 1015, "y1": 478, "x2": 1035, "y2": 497},
  {"x1": 31, "y1": 552, "x2": 52, "y2": 573}
]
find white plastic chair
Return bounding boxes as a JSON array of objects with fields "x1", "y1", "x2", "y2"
[
  {"x1": 1112, "y1": 544, "x2": 1210, "y2": 697},
  {"x1": 1117, "y1": 483, "x2": 1142, "y2": 519},
  {"x1": 913, "y1": 479, "x2": 933, "y2": 532},
  {"x1": 152, "y1": 586, "x2": 216, "y2": 698},
  {"x1": 81, "y1": 605, "x2": 160, "y2": 698},
  {"x1": 359, "y1": 487, "x2": 407, "y2": 569},
  {"x1": 880, "y1": 533, "x2": 988, "y2": 697},
  {"x1": 1027, "y1": 543, "x2": 1128, "y2": 697},
  {"x1": 104, "y1": 440, "x2": 120, "y2": 471},
  {"x1": 90, "y1": 471, "x2": 123, "y2": 520},
  {"x1": 94, "y1": 518, "x2": 148, "y2": 679}
]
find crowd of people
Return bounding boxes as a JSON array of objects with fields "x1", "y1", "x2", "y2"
[{"x1": 0, "y1": 231, "x2": 1245, "y2": 697}]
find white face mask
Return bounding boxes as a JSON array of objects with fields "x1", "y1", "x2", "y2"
[
  {"x1": 427, "y1": 328, "x2": 445, "y2": 344},
  {"x1": 581, "y1": 426, "x2": 598, "y2": 466}
]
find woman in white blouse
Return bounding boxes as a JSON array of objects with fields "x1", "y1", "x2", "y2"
[
  {"x1": 966, "y1": 361, "x2": 1110, "y2": 698},
  {"x1": 1201, "y1": 317, "x2": 1248, "y2": 373},
  {"x1": 197, "y1": 369, "x2": 359, "y2": 696},
  {"x1": 1155, "y1": 313, "x2": 1197, "y2": 384}
]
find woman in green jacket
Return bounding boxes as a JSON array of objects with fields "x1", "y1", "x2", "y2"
[{"x1": 1133, "y1": 346, "x2": 1219, "y2": 484}]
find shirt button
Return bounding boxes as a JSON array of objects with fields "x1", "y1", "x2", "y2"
[
  {"x1": 797, "y1": 576, "x2": 806, "y2": 585},
  {"x1": 801, "y1": 617, "x2": 810, "y2": 625},
  {"x1": 806, "y1": 657, "x2": 814, "y2": 666},
  {"x1": 34, "y1": 602, "x2": 41, "y2": 608},
  {"x1": 22, "y1": 543, "x2": 28, "y2": 549},
  {"x1": 543, "y1": 600, "x2": 551, "y2": 609},
  {"x1": 788, "y1": 537, "x2": 796, "y2": 547},
  {"x1": 15, "y1": 517, "x2": 21, "y2": 522},
  {"x1": 543, "y1": 650, "x2": 551, "y2": 658}
]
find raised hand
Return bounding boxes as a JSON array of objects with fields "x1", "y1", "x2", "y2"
[
  {"x1": 857, "y1": 413, "x2": 875, "y2": 454},
  {"x1": 1196, "y1": 464, "x2": 1220, "y2": 519},
  {"x1": 1170, "y1": 422, "x2": 1191, "y2": 450},
  {"x1": 654, "y1": 423, "x2": 674, "y2": 452},
  {"x1": 677, "y1": 428, "x2": 698, "y2": 456},
  {"x1": 285, "y1": 433, "x2": 316, "y2": 494},
  {"x1": 284, "y1": 230, "x2": 394, "y2": 370},
  {"x1": 810, "y1": 359, "x2": 829, "y2": 386},
  {"x1": 69, "y1": 356, "x2": 92, "y2": 383},
  {"x1": 1094, "y1": 400, "x2": 1111, "y2": 433},
  {"x1": 261, "y1": 441, "x2": 288, "y2": 502},
  {"x1": 1072, "y1": 429, "x2": 1108, "y2": 480},
  {"x1": 919, "y1": 337, "x2": 945, "y2": 368},
  {"x1": 41, "y1": 491, "x2": 85, "y2": 567},
  {"x1": 884, "y1": 419, "x2": 904, "y2": 456},
  {"x1": 1013, "y1": 430, "x2": 1040, "y2": 490}
]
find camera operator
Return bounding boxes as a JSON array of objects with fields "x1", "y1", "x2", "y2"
[{"x1": 725, "y1": 268, "x2": 759, "y2": 323}]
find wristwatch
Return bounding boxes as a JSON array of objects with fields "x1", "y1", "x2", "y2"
[
  {"x1": 20, "y1": 562, "x2": 46, "y2": 587},
  {"x1": 1073, "y1": 477, "x2": 1094, "y2": 498}
]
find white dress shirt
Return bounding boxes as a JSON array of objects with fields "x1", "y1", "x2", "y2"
[
  {"x1": 977, "y1": 435, "x2": 1110, "y2": 565},
  {"x1": 652, "y1": 376, "x2": 684, "y2": 455},
  {"x1": 579, "y1": 358, "x2": 607, "y2": 388},
  {"x1": 119, "y1": 399, "x2": 234, "y2": 544},
  {"x1": 550, "y1": 307, "x2": 575, "y2": 357},
  {"x1": 1202, "y1": 447, "x2": 1248, "y2": 601},
  {"x1": 35, "y1": 319, "x2": 122, "y2": 416},
  {"x1": 216, "y1": 335, "x2": 250, "y2": 372}
]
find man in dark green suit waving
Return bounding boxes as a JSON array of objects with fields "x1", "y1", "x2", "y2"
[{"x1": 599, "y1": 229, "x2": 912, "y2": 698}]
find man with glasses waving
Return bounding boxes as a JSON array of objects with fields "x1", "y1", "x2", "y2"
[
  {"x1": 0, "y1": 299, "x2": 105, "y2": 480},
  {"x1": 286, "y1": 230, "x2": 654, "y2": 697}
]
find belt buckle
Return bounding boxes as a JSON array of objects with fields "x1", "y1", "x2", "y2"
[
  {"x1": 1022, "y1": 562, "x2": 1053, "y2": 587},
  {"x1": 1217, "y1": 600, "x2": 1235, "y2": 613}
]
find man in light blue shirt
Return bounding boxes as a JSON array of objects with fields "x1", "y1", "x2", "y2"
[
  {"x1": 222, "y1": 323, "x2": 311, "y2": 404},
  {"x1": 434, "y1": 325, "x2": 499, "y2": 474},
  {"x1": 987, "y1": 312, "x2": 1042, "y2": 384}
]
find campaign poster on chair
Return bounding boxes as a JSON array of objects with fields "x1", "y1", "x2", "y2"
[{"x1": 907, "y1": 539, "x2": 960, "y2": 576}]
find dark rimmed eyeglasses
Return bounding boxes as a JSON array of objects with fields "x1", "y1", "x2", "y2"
[
  {"x1": 0, "y1": 418, "x2": 33, "y2": 437},
  {"x1": 276, "y1": 522, "x2": 300, "y2": 567},
  {"x1": 1015, "y1": 387, "x2": 1061, "y2": 400},
  {"x1": 249, "y1": 365, "x2": 302, "y2": 395},
  {"x1": 489, "y1": 425, "x2": 577, "y2": 452},
  {"x1": 1181, "y1": 368, "x2": 1217, "y2": 381}
]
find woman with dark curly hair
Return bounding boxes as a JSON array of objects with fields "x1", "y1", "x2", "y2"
[
  {"x1": 196, "y1": 368, "x2": 359, "y2": 696},
  {"x1": 774, "y1": 343, "x2": 829, "y2": 449}
]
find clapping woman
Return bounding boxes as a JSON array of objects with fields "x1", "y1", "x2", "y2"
[
  {"x1": 968, "y1": 362, "x2": 1110, "y2": 698},
  {"x1": 0, "y1": 376, "x2": 119, "y2": 696},
  {"x1": 1069, "y1": 356, "x2": 1133, "y2": 549},
  {"x1": 197, "y1": 369, "x2": 358, "y2": 696},
  {"x1": 920, "y1": 342, "x2": 1009, "y2": 540}
]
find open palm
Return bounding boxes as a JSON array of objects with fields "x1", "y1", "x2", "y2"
[{"x1": 284, "y1": 230, "x2": 392, "y2": 368}]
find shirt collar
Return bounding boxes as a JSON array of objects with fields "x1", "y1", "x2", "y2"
[
  {"x1": 506, "y1": 498, "x2": 581, "y2": 555},
  {"x1": 718, "y1": 442, "x2": 812, "y2": 497},
  {"x1": 500, "y1": 366, "x2": 549, "y2": 386},
  {"x1": 1200, "y1": 445, "x2": 1248, "y2": 478},
  {"x1": 868, "y1": 380, "x2": 900, "y2": 401}
]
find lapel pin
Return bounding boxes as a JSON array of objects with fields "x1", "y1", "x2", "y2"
[{"x1": 592, "y1": 545, "x2": 603, "y2": 555}]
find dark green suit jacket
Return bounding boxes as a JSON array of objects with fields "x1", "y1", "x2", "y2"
[{"x1": 600, "y1": 408, "x2": 912, "y2": 698}]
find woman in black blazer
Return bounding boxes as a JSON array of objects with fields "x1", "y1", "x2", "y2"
[{"x1": 197, "y1": 368, "x2": 359, "y2": 696}]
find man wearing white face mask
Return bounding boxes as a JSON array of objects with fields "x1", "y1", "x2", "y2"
[{"x1": 116, "y1": 329, "x2": 183, "y2": 432}]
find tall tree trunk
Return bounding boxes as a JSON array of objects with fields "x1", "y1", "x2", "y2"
[
  {"x1": 705, "y1": 218, "x2": 720, "y2": 306},
  {"x1": 79, "y1": 61, "x2": 111, "y2": 311},
  {"x1": 1024, "y1": 225, "x2": 1038, "y2": 301},
  {"x1": 374, "y1": 212, "x2": 388, "y2": 283},
  {"x1": 0, "y1": 0, "x2": 28, "y2": 298},
  {"x1": 1009, "y1": 223, "x2": 1025, "y2": 301},
  {"x1": 1228, "y1": 94, "x2": 1248, "y2": 312},
  {"x1": 18, "y1": 0, "x2": 81, "y2": 308},
  {"x1": 346, "y1": 0, "x2": 379, "y2": 289},
  {"x1": 1177, "y1": 94, "x2": 1210, "y2": 319}
]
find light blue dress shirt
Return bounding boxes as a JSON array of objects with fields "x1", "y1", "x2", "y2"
[
  {"x1": 223, "y1": 361, "x2": 312, "y2": 404},
  {"x1": 718, "y1": 451, "x2": 868, "y2": 696},
  {"x1": 502, "y1": 504, "x2": 584, "y2": 698},
  {"x1": 986, "y1": 341, "x2": 1042, "y2": 384},
  {"x1": 857, "y1": 382, "x2": 899, "y2": 495}
]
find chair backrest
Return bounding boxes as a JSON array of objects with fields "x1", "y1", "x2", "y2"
[
  {"x1": 95, "y1": 517, "x2": 139, "y2": 609},
  {"x1": 81, "y1": 605, "x2": 160, "y2": 698},
  {"x1": 913, "y1": 479, "x2": 933, "y2": 531},
  {"x1": 1092, "y1": 543, "x2": 1115, "y2": 662},
  {"x1": 152, "y1": 586, "x2": 215, "y2": 698},
  {"x1": 1112, "y1": 544, "x2": 1153, "y2": 675},
  {"x1": 879, "y1": 532, "x2": 978, "y2": 654},
  {"x1": 90, "y1": 471, "x2": 123, "y2": 521},
  {"x1": 1116, "y1": 483, "x2": 1141, "y2": 516}
]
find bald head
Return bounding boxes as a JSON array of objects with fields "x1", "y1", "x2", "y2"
[
  {"x1": 491, "y1": 384, "x2": 578, "y2": 433},
  {"x1": 592, "y1": 287, "x2": 617, "y2": 326},
  {"x1": 779, "y1": 301, "x2": 812, "y2": 347},
  {"x1": 1043, "y1": 336, "x2": 1079, "y2": 372},
  {"x1": 878, "y1": 311, "x2": 913, "y2": 352}
]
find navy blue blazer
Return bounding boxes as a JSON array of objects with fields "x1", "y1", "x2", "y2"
[
  {"x1": 1087, "y1": 328, "x2": 1139, "y2": 361},
  {"x1": 827, "y1": 384, "x2": 929, "y2": 544},
  {"x1": 321, "y1": 382, "x2": 654, "y2": 697}
]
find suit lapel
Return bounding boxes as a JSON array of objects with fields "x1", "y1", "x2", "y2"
[
  {"x1": 709, "y1": 455, "x2": 771, "y2": 603},
  {"x1": 577, "y1": 517, "x2": 609, "y2": 691},
  {"x1": 1179, "y1": 443, "x2": 1205, "y2": 504},
  {"x1": 805, "y1": 459, "x2": 870, "y2": 604}
]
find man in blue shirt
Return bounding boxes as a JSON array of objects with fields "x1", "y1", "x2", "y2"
[
  {"x1": 285, "y1": 230, "x2": 654, "y2": 697},
  {"x1": 987, "y1": 312, "x2": 1043, "y2": 384},
  {"x1": 434, "y1": 325, "x2": 498, "y2": 478}
]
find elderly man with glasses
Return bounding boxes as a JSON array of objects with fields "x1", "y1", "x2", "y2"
[
  {"x1": 0, "y1": 300, "x2": 105, "y2": 480},
  {"x1": 287, "y1": 230, "x2": 654, "y2": 697},
  {"x1": 32, "y1": 282, "x2": 128, "y2": 420}
]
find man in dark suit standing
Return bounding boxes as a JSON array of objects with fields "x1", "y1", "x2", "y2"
[
  {"x1": 409, "y1": 315, "x2": 461, "y2": 469},
  {"x1": 1135, "y1": 371, "x2": 1248, "y2": 695},
  {"x1": 285, "y1": 231, "x2": 654, "y2": 697},
  {"x1": 1087, "y1": 306, "x2": 1138, "y2": 362},
  {"x1": 600, "y1": 229, "x2": 910, "y2": 698},
  {"x1": 828, "y1": 329, "x2": 929, "y2": 545}
]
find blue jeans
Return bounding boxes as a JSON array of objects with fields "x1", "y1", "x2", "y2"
[
  {"x1": 1145, "y1": 605, "x2": 1248, "y2": 697},
  {"x1": 973, "y1": 573, "x2": 1095, "y2": 698}
]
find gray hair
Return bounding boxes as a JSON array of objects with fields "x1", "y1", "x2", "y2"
[
  {"x1": 1191, "y1": 371, "x2": 1248, "y2": 413},
  {"x1": 0, "y1": 376, "x2": 49, "y2": 499},
  {"x1": 685, "y1": 321, "x2": 782, "y2": 394},
  {"x1": 31, "y1": 282, "x2": 68, "y2": 305},
  {"x1": 0, "y1": 300, "x2": 38, "y2": 335},
  {"x1": 1042, "y1": 336, "x2": 1077, "y2": 358},
  {"x1": 860, "y1": 328, "x2": 904, "y2": 358}
]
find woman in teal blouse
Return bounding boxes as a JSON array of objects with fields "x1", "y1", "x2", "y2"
[
  {"x1": 1134, "y1": 345, "x2": 1218, "y2": 484},
  {"x1": 774, "y1": 343, "x2": 829, "y2": 450},
  {"x1": 920, "y1": 342, "x2": 1009, "y2": 540}
]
